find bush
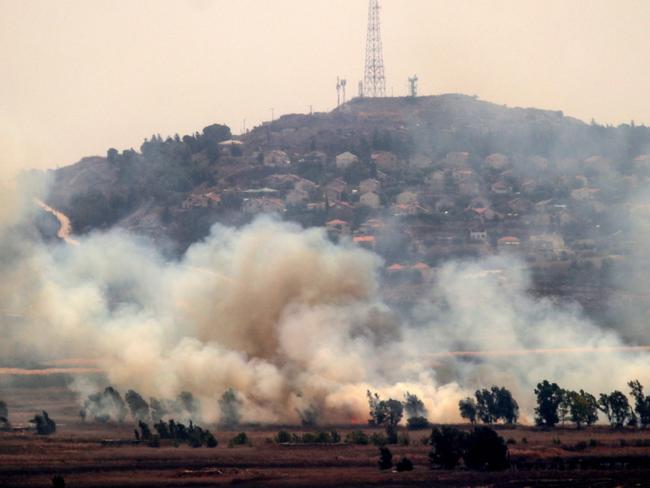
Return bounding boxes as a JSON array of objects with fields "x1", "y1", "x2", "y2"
[
  {"x1": 463, "y1": 427, "x2": 509, "y2": 471},
  {"x1": 330, "y1": 429, "x2": 341, "y2": 443},
  {"x1": 378, "y1": 446, "x2": 393, "y2": 470},
  {"x1": 228, "y1": 432, "x2": 251, "y2": 448},
  {"x1": 206, "y1": 433, "x2": 218, "y2": 448},
  {"x1": 406, "y1": 416, "x2": 430, "y2": 430},
  {"x1": 52, "y1": 475, "x2": 65, "y2": 488},
  {"x1": 396, "y1": 457, "x2": 414, "y2": 472},
  {"x1": 30, "y1": 411, "x2": 56, "y2": 435},
  {"x1": 345, "y1": 430, "x2": 369, "y2": 445},
  {"x1": 275, "y1": 430, "x2": 292, "y2": 444},
  {"x1": 398, "y1": 432, "x2": 410, "y2": 446},
  {"x1": 429, "y1": 426, "x2": 467, "y2": 470},
  {"x1": 506, "y1": 438, "x2": 517, "y2": 445},
  {"x1": 148, "y1": 434, "x2": 161, "y2": 448},
  {"x1": 370, "y1": 432, "x2": 388, "y2": 446}
]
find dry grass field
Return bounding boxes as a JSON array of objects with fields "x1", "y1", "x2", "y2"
[{"x1": 3, "y1": 383, "x2": 650, "y2": 487}]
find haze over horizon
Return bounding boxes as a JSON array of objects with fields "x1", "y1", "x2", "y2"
[{"x1": 1, "y1": 0, "x2": 648, "y2": 176}]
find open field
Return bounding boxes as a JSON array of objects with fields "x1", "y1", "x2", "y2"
[{"x1": 3, "y1": 384, "x2": 650, "y2": 487}]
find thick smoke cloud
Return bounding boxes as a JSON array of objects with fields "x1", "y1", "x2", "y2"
[{"x1": 1, "y1": 173, "x2": 650, "y2": 425}]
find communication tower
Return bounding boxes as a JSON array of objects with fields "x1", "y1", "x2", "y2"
[{"x1": 364, "y1": 0, "x2": 386, "y2": 97}]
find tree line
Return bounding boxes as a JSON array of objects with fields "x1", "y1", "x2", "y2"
[{"x1": 457, "y1": 379, "x2": 650, "y2": 429}]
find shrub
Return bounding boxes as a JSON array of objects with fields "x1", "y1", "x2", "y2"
[
  {"x1": 330, "y1": 429, "x2": 341, "y2": 443},
  {"x1": 429, "y1": 426, "x2": 468, "y2": 470},
  {"x1": 589, "y1": 439, "x2": 599, "y2": 447},
  {"x1": 345, "y1": 430, "x2": 369, "y2": 445},
  {"x1": 463, "y1": 427, "x2": 509, "y2": 471},
  {"x1": 275, "y1": 430, "x2": 292, "y2": 444},
  {"x1": 406, "y1": 416, "x2": 430, "y2": 430},
  {"x1": 572, "y1": 440, "x2": 588, "y2": 451},
  {"x1": 378, "y1": 446, "x2": 393, "y2": 470},
  {"x1": 206, "y1": 433, "x2": 218, "y2": 448},
  {"x1": 506, "y1": 438, "x2": 517, "y2": 445},
  {"x1": 30, "y1": 411, "x2": 56, "y2": 435},
  {"x1": 315, "y1": 431, "x2": 332, "y2": 444},
  {"x1": 396, "y1": 457, "x2": 414, "y2": 472},
  {"x1": 228, "y1": 432, "x2": 251, "y2": 448},
  {"x1": 148, "y1": 434, "x2": 161, "y2": 448},
  {"x1": 52, "y1": 475, "x2": 65, "y2": 488},
  {"x1": 370, "y1": 432, "x2": 388, "y2": 446},
  {"x1": 398, "y1": 432, "x2": 410, "y2": 446}
]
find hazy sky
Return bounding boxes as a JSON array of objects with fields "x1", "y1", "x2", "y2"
[{"x1": 1, "y1": 0, "x2": 648, "y2": 175}]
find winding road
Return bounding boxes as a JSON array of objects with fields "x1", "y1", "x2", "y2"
[{"x1": 35, "y1": 198, "x2": 79, "y2": 246}]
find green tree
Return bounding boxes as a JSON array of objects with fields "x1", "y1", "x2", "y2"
[
  {"x1": 404, "y1": 392, "x2": 429, "y2": 429},
  {"x1": 628, "y1": 380, "x2": 650, "y2": 428},
  {"x1": 429, "y1": 426, "x2": 468, "y2": 469},
  {"x1": 566, "y1": 390, "x2": 598, "y2": 429},
  {"x1": 494, "y1": 386, "x2": 519, "y2": 424},
  {"x1": 463, "y1": 427, "x2": 509, "y2": 471},
  {"x1": 598, "y1": 391, "x2": 632, "y2": 428},
  {"x1": 459, "y1": 398, "x2": 477, "y2": 424},
  {"x1": 475, "y1": 389, "x2": 497, "y2": 424},
  {"x1": 534, "y1": 380, "x2": 564, "y2": 427}
]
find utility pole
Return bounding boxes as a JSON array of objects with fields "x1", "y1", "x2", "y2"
[
  {"x1": 270, "y1": 107, "x2": 274, "y2": 122},
  {"x1": 364, "y1": 0, "x2": 386, "y2": 97},
  {"x1": 341, "y1": 79, "x2": 347, "y2": 104},
  {"x1": 336, "y1": 77, "x2": 341, "y2": 106}
]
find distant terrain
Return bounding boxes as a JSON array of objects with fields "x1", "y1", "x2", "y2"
[{"x1": 41, "y1": 94, "x2": 650, "y2": 324}]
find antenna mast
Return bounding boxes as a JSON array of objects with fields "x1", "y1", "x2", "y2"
[
  {"x1": 364, "y1": 0, "x2": 386, "y2": 97},
  {"x1": 408, "y1": 75, "x2": 418, "y2": 97}
]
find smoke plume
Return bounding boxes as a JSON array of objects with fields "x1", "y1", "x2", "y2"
[{"x1": 1, "y1": 172, "x2": 650, "y2": 425}]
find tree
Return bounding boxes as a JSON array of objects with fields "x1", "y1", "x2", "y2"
[
  {"x1": 558, "y1": 391, "x2": 571, "y2": 425},
  {"x1": 125, "y1": 390, "x2": 150, "y2": 422},
  {"x1": 628, "y1": 380, "x2": 650, "y2": 428},
  {"x1": 178, "y1": 391, "x2": 199, "y2": 418},
  {"x1": 218, "y1": 389, "x2": 242, "y2": 427},
  {"x1": 378, "y1": 446, "x2": 393, "y2": 470},
  {"x1": 463, "y1": 427, "x2": 509, "y2": 471},
  {"x1": 494, "y1": 387, "x2": 519, "y2": 424},
  {"x1": 0, "y1": 400, "x2": 7, "y2": 419},
  {"x1": 534, "y1": 380, "x2": 564, "y2": 427},
  {"x1": 429, "y1": 426, "x2": 468, "y2": 469},
  {"x1": 598, "y1": 391, "x2": 632, "y2": 428},
  {"x1": 566, "y1": 390, "x2": 598, "y2": 429},
  {"x1": 107, "y1": 148, "x2": 119, "y2": 163},
  {"x1": 404, "y1": 392, "x2": 429, "y2": 430},
  {"x1": 475, "y1": 389, "x2": 497, "y2": 424},
  {"x1": 459, "y1": 398, "x2": 477, "y2": 424},
  {"x1": 384, "y1": 399, "x2": 404, "y2": 444},
  {"x1": 30, "y1": 411, "x2": 56, "y2": 435},
  {"x1": 367, "y1": 390, "x2": 387, "y2": 425},
  {"x1": 367, "y1": 391, "x2": 403, "y2": 444},
  {"x1": 472, "y1": 386, "x2": 518, "y2": 424}
]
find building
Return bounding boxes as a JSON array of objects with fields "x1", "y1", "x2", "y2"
[
  {"x1": 264, "y1": 150, "x2": 291, "y2": 167},
  {"x1": 326, "y1": 219, "x2": 351, "y2": 237},
  {"x1": 285, "y1": 188, "x2": 309, "y2": 206},
  {"x1": 359, "y1": 178, "x2": 381, "y2": 194},
  {"x1": 497, "y1": 236, "x2": 521, "y2": 252},
  {"x1": 353, "y1": 235, "x2": 376, "y2": 250},
  {"x1": 359, "y1": 191, "x2": 380, "y2": 209},
  {"x1": 335, "y1": 151, "x2": 358, "y2": 170},
  {"x1": 242, "y1": 197, "x2": 285, "y2": 215}
]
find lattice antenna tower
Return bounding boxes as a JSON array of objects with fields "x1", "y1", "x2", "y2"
[{"x1": 364, "y1": 0, "x2": 386, "y2": 97}]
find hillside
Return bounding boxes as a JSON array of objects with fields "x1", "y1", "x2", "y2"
[{"x1": 43, "y1": 94, "x2": 650, "y2": 249}]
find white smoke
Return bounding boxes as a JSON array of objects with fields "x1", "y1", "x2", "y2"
[{"x1": 2, "y1": 174, "x2": 650, "y2": 425}]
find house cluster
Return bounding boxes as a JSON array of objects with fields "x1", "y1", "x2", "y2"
[{"x1": 181, "y1": 143, "x2": 650, "y2": 276}]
